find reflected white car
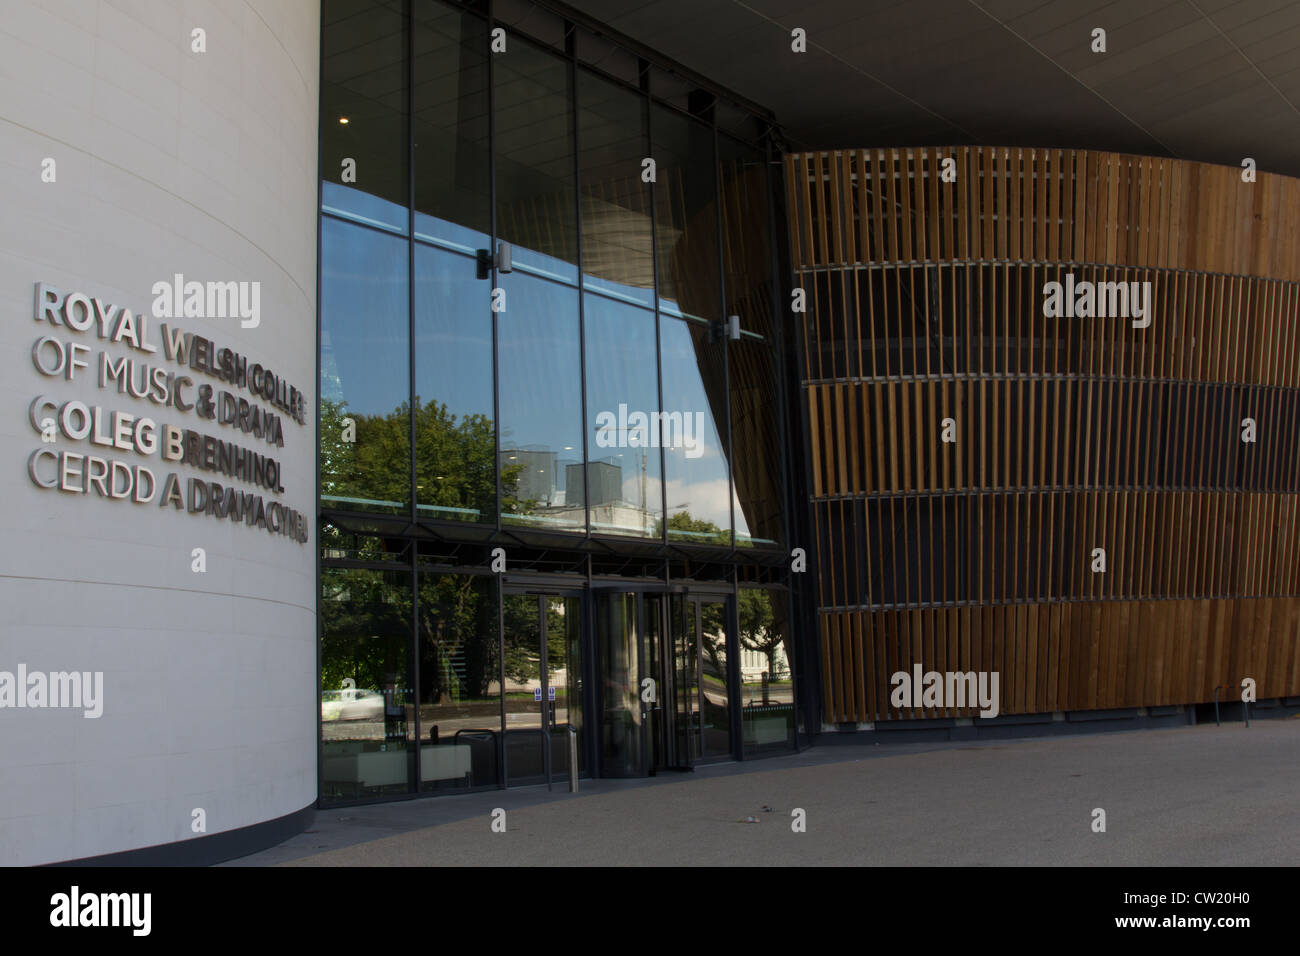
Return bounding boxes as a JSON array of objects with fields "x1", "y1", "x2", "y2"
[{"x1": 321, "y1": 687, "x2": 385, "y2": 721}]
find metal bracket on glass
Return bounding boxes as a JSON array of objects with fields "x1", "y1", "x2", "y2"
[
  {"x1": 476, "y1": 241, "x2": 513, "y2": 280},
  {"x1": 707, "y1": 314, "x2": 741, "y2": 343}
]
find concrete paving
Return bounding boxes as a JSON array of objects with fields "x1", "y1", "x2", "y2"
[{"x1": 227, "y1": 720, "x2": 1300, "y2": 866}]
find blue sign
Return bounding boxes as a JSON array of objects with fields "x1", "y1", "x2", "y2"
[
  {"x1": 533, "y1": 687, "x2": 542, "y2": 701},
  {"x1": 547, "y1": 686, "x2": 557, "y2": 701}
]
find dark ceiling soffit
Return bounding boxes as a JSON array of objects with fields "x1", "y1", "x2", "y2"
[{"x1": 528, "y1": 0, "x2": 779, "y2": 126}]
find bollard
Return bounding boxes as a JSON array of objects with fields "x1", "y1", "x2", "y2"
[{"x1": 568, "y1": 725, "x2": 579, "y2": 793}]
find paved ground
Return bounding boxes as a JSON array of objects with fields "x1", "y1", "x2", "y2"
[{"x1": 228, "y1": 720, "x2": 1300, "y2": 866}]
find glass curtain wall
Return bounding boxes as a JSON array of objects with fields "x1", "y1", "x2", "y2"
[
  {"x1": 579, "y1": 67, "x2": 663, "y2": 537},
  {"x1": 320, "y1": 567, "x2": 415, "y2": 800},
  {"x1": 320, "y1": 0, "x2": 783, "y2": 550},
  {"x1": 737, "y1": 587, "x2": 796, "y2": 751},
  {"x1": 318, "y1": 0, "x2": 793, "y2": 801},
  {"x1": 413, "y1": 2, "x2": 497, "y2": 527},
  {"x1": 417, "y1": 572, "x2": 501, "y2": 791}
]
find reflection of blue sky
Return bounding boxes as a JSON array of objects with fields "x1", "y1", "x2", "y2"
[
  {"x1": 323, "y1": 181, "x2": 407, "y2": 236},
  {"x1": 583, "y1": 271, "x2": 653, "y2": 308},
  {"x1": 414, "y1": 242, "x2": 492, "y2": 425},
  {"x1": 660, "y1": 317, "x2": 731, "y2": 532},
  {"x1": 414, "y1": 210, "x2": 486, "y2": 257},
  {"x1": 497, "y1": 272, "x2": 582, "y2": 460},
  {"x1": 321, "y1": 216, "x2": 408, "y2": 418},
  {"x1": 322, "y1": 184, "x2": 770, "y2": 542},
  {"x1": 584, "y1": 294, "x2": 662, "y2": 519}
]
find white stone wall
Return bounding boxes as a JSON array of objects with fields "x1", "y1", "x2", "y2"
[{"x1": 0, "y1": 0, "x2": 319, "y2": 865}]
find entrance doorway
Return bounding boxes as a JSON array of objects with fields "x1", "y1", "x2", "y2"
[
  {"x1": 501, "y1": 590, "x2": 583, "y2": 785},
  {"x1": 594, "y1": 588, "x2": 735, "y2": 777}
]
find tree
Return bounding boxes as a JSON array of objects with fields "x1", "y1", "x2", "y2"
[
  {"x1": 319, "y1": 396, "x2": 530, "y2": 543},
  {"x1": 417, "y1": 574, "x2": 496, "y2": 703},
  {"x1": 738, "y1": 589, "x2": 786, "y2": 679},
  {"x1": 657, "y1": 509, "x2": 731, "y2": 546},
  {"x1": 320, "y1": 568, "x2": 411, "y2": 691}
]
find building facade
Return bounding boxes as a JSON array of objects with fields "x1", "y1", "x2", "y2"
[
  {"x1": 1, "y1": 0, "x2": 1297, "y2": 866},
  {"x1": 788, "y1": 147, "x2": 1300, "y2": 726}
]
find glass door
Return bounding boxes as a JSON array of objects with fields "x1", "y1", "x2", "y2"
[
  {"x1": 670, "y1": 592, "x2": 700, "y2": 765},
  {"x1": 501, "y1": 591, "x2": 583, "y2": 786},
  {"x1": 596, "y1": 590, "x2": 645, "y2": 776},
  {"x1": 669, "y1": 593, "x2": 734, "y2": 764},
  {"x1": 696, "y1": 597, "x2": 732, "y2": 759},
  {"x1": 595, "y1": 588, "x2": 735, "y2": 776},
  {"x1": 645, "y1": 593, "x2": 688, "y2": 772}
]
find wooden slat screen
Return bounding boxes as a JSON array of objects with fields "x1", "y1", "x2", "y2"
[{"x1": 789, "y1": 147, "x2": 1300, "y2": 724}]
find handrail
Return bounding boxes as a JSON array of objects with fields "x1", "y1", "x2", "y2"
[{"x1": 1212, "y1": 685, "x2": 1249, "y2": 728}]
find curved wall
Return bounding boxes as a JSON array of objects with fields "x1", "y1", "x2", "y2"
[
  {"x1": 0, "y1": 1, "x2": 319, "y2": 863},
  {"x1": 787, "y1": 147, "x2": 1300, "y2": 725}
]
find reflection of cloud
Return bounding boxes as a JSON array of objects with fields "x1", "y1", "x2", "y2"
[
  {"x1": 664, "y1": 478, "x2": 732, "y2": 527},
  {"x1": 622, "y1": 473, "x2": 664, "y2": 511},
  {"x1": 660, "y1": 419, "x2": 725, "y2": 464},
  {"x1": 731, "y1": 487, "x2": 753, "y2": 538}
]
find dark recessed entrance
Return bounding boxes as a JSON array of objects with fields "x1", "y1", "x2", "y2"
[{"x1": 595, "y1": 587, "x2": 736, "y2": 777}]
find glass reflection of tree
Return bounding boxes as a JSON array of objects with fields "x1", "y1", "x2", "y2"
[
  {"x1": 418, "y1": 576, "x2": 496, "y2": 706},
  {"x1": 738, "y1": 589, "x2": 786, "y2": 679},
  {"x1": 502, "y1": 596, "x2": 568, "y2": 684},
  {"x1": 503, "y1": 595, "x2": 541, "y2": 685},
  {"x1": 700, "y1": 601, "x2": 726, "y2": 676},
  {"x1": 320, "y1": 397, "x2": 528, "y2": 522},
  {"x1": 320, "y1": 572, "x2": 408, "y2": 692},
  {"x1": 656, "y1": 510, "x2": 730, "y2": 547}
]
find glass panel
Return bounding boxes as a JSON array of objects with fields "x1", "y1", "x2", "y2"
[
  {"x1": 503, "y1": 593, "x2": 545, "y2": 782},
  {"x1": 493, "y1": 0, "x2": 568, "y2": 51},
  {"x1": 673, "y1": 594, "x2": 700, "y2": 763},
  {"x1": 494, "y1": 35, "x2": 578, "y2": 282},
  {"x1": 597, "y1": 592, "x2": 643, "y2": 775},
  {"x1": 416, "y1": 572, "x2": 500, "y2": 791},
  {"x1": 644, "y1": 596, "x2": 664, "y2": 767},
  {"x1": 719, "y1": 135, "x2": 783, "y2": 548},
  {"x1": 320, "y1": 217, "x2": 411, "y2": 515},
  {"x1": 321, "y1": 0, "x2": 408, "y2": 231},
  {"x1": 497, "y1": 273, "x2": 585, "y2": 531},
  {"x1": 546, "y1": 596, "x2": 583, "y2": 776},
  {"x1": 577, "y1": 68, "x2": 654, "y2": 306},
  {"x1": 738, "y1": 588, "x2": 795, "y2": 752},
  {"x1": 575, "y1": 28, "x2": 640, "y2": 86},
  {"x1": 652, "y1": 103, "x2": 719, "y2": 323},
  {"x1": 320, "y1": 567, "x2": 415, "y2": 800},
  {"x1": 414, "y1": 0, "x2": 490, "y2": 250},
  {"x1": 699, "y1": 600, "x2": 731, "y2": 758},
  {"x1": 414, "y1": 244, "x2": 495, "y2": 524},
  {"x1": 584, "y1": 295, "x2": 663, "y2": 537},
  {"x1": 659, "y1": 316, "x2": 731, "y2": 543}
]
